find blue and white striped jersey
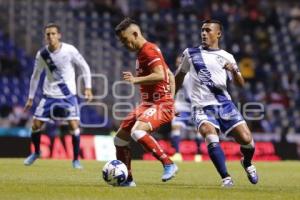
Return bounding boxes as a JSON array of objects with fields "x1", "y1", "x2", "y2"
[
  {"x1": 28, "y1": 43, "x2": 91, "y2": 99},
  {"x1": 178, "y1": 46, "x2": 239, "y2": 107}
]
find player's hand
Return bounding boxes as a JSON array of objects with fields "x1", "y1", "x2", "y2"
[
  {"x1": 24, "y1": 99, "x2": 33, "y2": 112},
  {"x1": 123, "y1": 71, "x2": 136, "y2": 84},
  {"x1": 84, "y1": 88, "x2": 93, "y2": 102},
  {"x1": 223, "y1": 63, "x2": 238, "y2": 73}
]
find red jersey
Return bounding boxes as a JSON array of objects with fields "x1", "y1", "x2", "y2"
[{"x1": 136, "y1": 42, "x2": 173, "y2": 103}]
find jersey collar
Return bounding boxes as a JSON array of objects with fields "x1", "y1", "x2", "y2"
[{"x1": 200, "y1": 45, "x2": 221, "y2": 51}]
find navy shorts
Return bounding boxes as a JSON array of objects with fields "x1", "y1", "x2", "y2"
[
  {"x1": 34, "y1": 95, "x2": 80, "y2": 121},
  {"x1": 192, "y1": 101, "x2": 245, "y2": 135}
]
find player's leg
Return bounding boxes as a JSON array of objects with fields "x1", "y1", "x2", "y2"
[
  {"x1": 199, "y1": 122, "x2": 233, "y2": 187},
  {"x1": 55, "y1": 95, "x2": 82, "y2": 168},
  {"x1": 31, "y1": 119, "x2": 44, "y2": 154},
  {"x1": 132, "y1": 121, "x2": 173, "y2": 165},
  {"x1": 46, "y1": 121, "x2": 57, "y2": 157},
  {"x1": 24, "y1": 119, "x2": 44, "y2": 165},
  {"x1": 114, "y1": 128, "x2": 135, "y2": 186},
  {"x1": 171, "y1": 112, "x2": 189, "y2": 157},
  {"x1": 187, "y1": 125, "x2": 202, "y2": 161},
  {"x1": 24, "y1": 96, "x2": 52, "y2": 165},
  {"x1": 194, "y1": 106, "x2": 233, "y2": 186},
  {"x1": 131, "y1": 120, "x2": 178, "y2": 182},
  {"x1": 170, "y1": 123, "x2": 183, "y2": 161},
  {"x1": 113, "y1": 105, "x2": 144, "y2": 186},
  {"x1": 219, "y1": 101, "x2": 258, "y2": 184},
  {"x1": 230, "y1": 123, "x2": 258, "y2": 184},
  {"x1": 68, "y1": 119, "x2": 82, "y2": 169},
  {"x1": 58, "y1": 122, "x2": 69, "y2": 152},
  {"x1": 194, "y1": 132, "x2": 202, "y2": 155}
]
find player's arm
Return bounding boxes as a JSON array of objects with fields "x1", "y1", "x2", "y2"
[
  {"x1": 175, "y1": 50, "x2": 190, "y2": 94},
  {"x1": 24, "y1": 52, "x2": 44, "y2": 111},
  {"x1": 223, "y1": 63, "x2": 245, "y2": 87},
  {"x1": 175, "y1": 71, "x2": 186, "y2": 94},
  {"x1": 71, "y1": 46, "x2": 93, "y2": 102},
  {"x1": 123, "y1": 65, "x2": 165, "y2": 85},
  {"x1": 168, "y1": 69, "x2": 175, "y2": 98}
]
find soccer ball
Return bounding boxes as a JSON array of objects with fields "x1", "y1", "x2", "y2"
[{"x1": 102, "y1": 160, "x2": 128, "y2": 186}]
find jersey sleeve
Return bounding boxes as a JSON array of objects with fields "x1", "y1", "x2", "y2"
[
  {"x1": 70, "y1": 46, "x2": 92, "y2": 89},
  {"x1": 144, "y1": 46, "x2": 163, "y2": 68},
  {"x1": 28, "y1": 51, "x2": 45, "y2": 99},
  {"x1": 177, "y1": 49, "x2": 190, "y2": 73},
  {"x1": 227, "y1": 54, "x2": 240, "y2": 81}
]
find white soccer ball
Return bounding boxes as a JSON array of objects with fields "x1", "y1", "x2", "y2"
[{"x1": 102, "y1": 160, "x2": 128, "y2": 186}]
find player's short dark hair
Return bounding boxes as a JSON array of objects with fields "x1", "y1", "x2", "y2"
[
  {"x1": 202, "y1": 19, "x2": 223, "y2": 32},
  {"x1": 115, "y1": 17, "x2": 139, "y2": 35},
  {"x1": 44, "y1": 23, "x2": 61, "y2": 33}
]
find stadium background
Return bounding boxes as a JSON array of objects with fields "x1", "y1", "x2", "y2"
[{"x1": 0, "y1": 0, "x2": 300, "y2": 161}]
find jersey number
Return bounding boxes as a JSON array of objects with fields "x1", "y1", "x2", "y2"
[{"x1": 144, "y1": 108, "x2": 157, "y2": 117}]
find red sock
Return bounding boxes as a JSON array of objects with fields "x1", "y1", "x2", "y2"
[
  {"x1": 137, "y1": 134, "x2": 173, "y2": 165},
  {"x1": 115, "y1": 146, "x2": 133, "y2": 181}
]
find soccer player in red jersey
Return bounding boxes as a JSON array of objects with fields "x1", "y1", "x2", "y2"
[{"x1": 114, "y1": 17, "x2": 178, "y2": 186}]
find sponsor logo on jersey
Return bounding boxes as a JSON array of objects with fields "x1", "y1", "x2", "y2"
[{"x1": 197, "y1": 68, "x2": 214, "y2": 86}]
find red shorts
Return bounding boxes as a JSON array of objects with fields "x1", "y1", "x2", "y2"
[{"x1": 120, "y1": 101, "x2": 174, "y2": 132}]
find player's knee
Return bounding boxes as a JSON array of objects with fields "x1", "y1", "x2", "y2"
[
  {"x1": 241, "y1": 138, "x2": 255, "y2": 149},
  {"x1": 244, "y1": 136, "x2": 252, "y2": 145},
  {"x1": 32, "y1": 124, "x2": 42, "y2": 133},
  {"x1": 239, "y1": 131, "x2": 253, "y2": 145},
  {"x1": 199, "y1": 123, "x2": 215, "y2": 137},
  {"x1": 70, "y1": 128, "x2": 80, "y2": 136},
  {"x1": 131, "y1": 130, "x2": 147, "y2": 142},
  {"x1": 242, "y1": 136, "x2": 254, "y2": 146},
  {"x1": 32, "y1": 119, "x2": 43, "y2": 130},
  {"x1": 31, "y1": 127, "x2": 42, "y2": 134},
  {"x1": 114, "y1": 136, "x2": 130, "y2": 147},
  {"x1": 116, "y1": 128, "x2": 131, "y2": 140},
  {"x1": 68, "y1": 120, "x2": 79, "y2": 130}
]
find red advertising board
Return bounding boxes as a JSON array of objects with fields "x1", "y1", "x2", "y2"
[
  {"x1": 143, "y1": 140, "x2": 281, "y2": 161},
  {"x1": 30, "y1": 136, "x2": 281, "y2": 161},
  {"x1": 31, "y1": 135, "x2": 96, "y2": 160}
]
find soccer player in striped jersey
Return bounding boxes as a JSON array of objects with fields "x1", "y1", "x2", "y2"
[
  {"x1": 114, "y1": 17, "x2": 178, "y2": 186},
  {"x1": 23, "y1": 23, "x2": 93, "y2": 169},
  {"x1": 175, "y1": 19, "x2": 258, "y2": 187}
]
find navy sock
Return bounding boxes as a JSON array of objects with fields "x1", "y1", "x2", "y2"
[
  {"x1": 31, "y1": 131, "x2": 41, "y2": 154},
  {"x1": 171, "y1": 135, "x2": 180, "y2": 153},
  {"x1": 240, "y1": 146, "x2": 255, "y2": 168},
  {"x1": 72, "y1": 135, "x2": 80, "y2": 161},
  {"x1": 195, "y1": 137, "x2": 202, "y2": 154},
  {"x1": 208, "y1": 142, "x2": 229, "y2": 179}
]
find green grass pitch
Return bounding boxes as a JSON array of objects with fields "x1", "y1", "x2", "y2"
[{"x1": 0, "y1": 159, "x2": 299, "y2": 200}]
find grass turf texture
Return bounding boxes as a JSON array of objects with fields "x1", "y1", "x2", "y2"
[{"x1": 0, "y1": 159, "x2": 299, "y2": 200}]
